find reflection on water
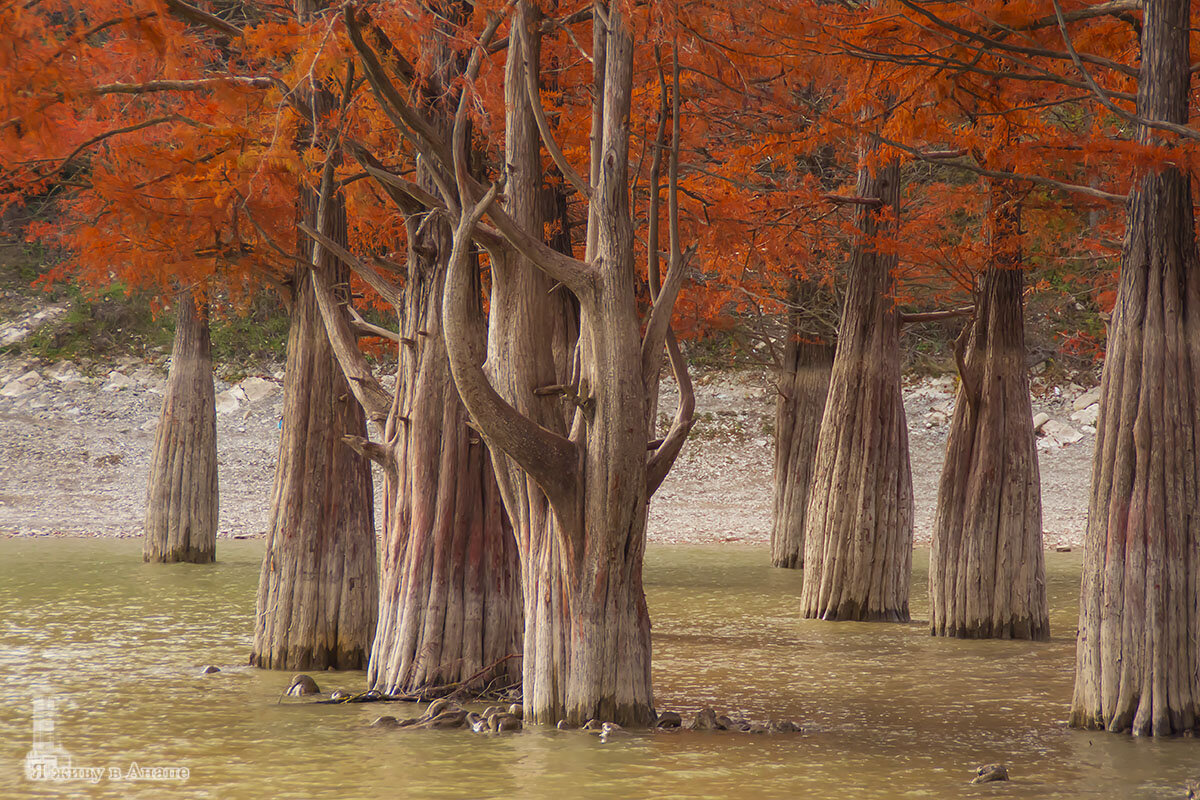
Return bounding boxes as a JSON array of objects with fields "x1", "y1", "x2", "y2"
[{"x1": 0, "y1": 538, "x2": 1195, "y2": 799}]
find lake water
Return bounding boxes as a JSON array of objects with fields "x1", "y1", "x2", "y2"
[{"x1": 0, "y1": 538, "x2": 1196, "y2": 799}]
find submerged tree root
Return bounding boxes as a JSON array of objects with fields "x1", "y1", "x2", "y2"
[
  {"x1": 364, "y1": 703, "x2": 803, "y2": 735},
  {"x1": 314, "y1": 654, "x2": 522, "y2": 706}
]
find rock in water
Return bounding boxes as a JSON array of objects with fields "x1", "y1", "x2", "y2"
[
  {"x1": 370, "y1": 716, "x2": 399, "y2": 729},
  {"x1": 423, "y1": 710, "x2": 470, "y2": 730},
  {"x1": 689, "y1": 708, "x2": 719, "y2": 730},
  {"x1": 488, "y1": 713, "x2": 522, "y2": 733},
  {"x1": 423, "y1": 698, "x2": 459, "y2": 719},
  {"x1": 329, "y1": 689, "x2": 351, "y2": 701},
  {"x1": 507, "y1": 703, "x2": 524, "y2": 720},
  {"x1": 656, "y1": 711, "x2": 683, "y2": 729},
  {"x1": 971, "y1": 764, "x2": 1009, "y2": 784},
  {"x1": 287, "y1": 674, "x2": 320, "y2": 697},
  {"x1": 199, "y1": 665, "x2": 221, "y2": 675}
]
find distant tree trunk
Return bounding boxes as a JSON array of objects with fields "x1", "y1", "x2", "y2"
[
  {"x1": 800, "y1": 153, "x2": 913, "y2": 622},
  {"x1": 143, "y1": 289, "x2": 217, "y2": 564},
  {"x1": 1070, "y1": 0, "x2": 1200, "y2": 736},
  {"x1": 771, "y1": 323, "x2": 833, "y2": 569},
  {"x1": 249, "y1": 255, "x2": 378, "y2": 670},
  {"x1": 930, "y1": 178, "x2": 1048, "y2": 639}
]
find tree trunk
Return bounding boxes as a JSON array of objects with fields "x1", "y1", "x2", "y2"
[
  {"x1": 1070, "y1": 0, "x2": 1200, "y2": 736},
  {"x1": 143, "y1": 289, "x2": 217, "y2": 564},
  {"x1": 249, "y1": 258, "x2": 378, "y2": 670},
  {"x1": 248, "y1": 0, "x2": 378, "y2": 672},
  {"x1": 800, "y1": 155, "x2": 913, "y2": 622},
  {"x1": 929, "y1": 179, "x2": 1048, "y2": 638},
  {"x1": 437, "y1": 2, "x2": 674, "y2": 727},
  {"x1": 368, "y1": 187, "x2": 522, "y2": 696},
  {"x1": 771, "y1": 332, "x2": 833, "y2": 569},
  {"x1": 485, "y1": 7, "x2": 579, "y2": 723}
]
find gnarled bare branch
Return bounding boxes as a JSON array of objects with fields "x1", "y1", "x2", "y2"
[
  {"x1": 441, "y1": 187, "x2": 579, "y2": 508},
  {"x1": 647, "y1": 329, "x2": 695, "y2": 496}
]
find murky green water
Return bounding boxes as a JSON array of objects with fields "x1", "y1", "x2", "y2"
[{"x1": 0, "y1": 538, "x2": 1196, "y2": 799}]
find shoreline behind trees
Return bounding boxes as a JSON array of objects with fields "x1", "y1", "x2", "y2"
[{"x1": 0, "y1": 352, "x2": 1095, "y2": 549}]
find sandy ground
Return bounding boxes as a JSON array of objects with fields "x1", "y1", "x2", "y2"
[{"x1": 0, "y1": 344, "x2": 1098, "y2": 549}]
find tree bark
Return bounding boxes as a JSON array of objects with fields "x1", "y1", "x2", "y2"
[
  {"x1": 484, "y1": 5, "x2": 581, "y2": 724},
  {"x1": 800, "y1": 154, "x2": 914, "y2": 622},
  {"x1": 930, "y1": 180, "x2": 1048, "y2": 639},
  {"x1": 436, "y1": 2, "x2": 679, "y2": 727},
  {"x1": 771, "y1": 329, "x2": 833, "y2": 569},
  {"x1": 1070, "y1": 0, "x2": 1200, "y2": 736},
  {"x1": 143, "y1": 288, "x2": 217, "y2": 564},
  {"x1": 369, "y1": 110, "x2": 522, "y2": 693},
  {"x1": 249, "y1": 254, "x2": 378, "y2": 670},
  {"x1": 248, "y1": 0, "x2": 378, "y2": 673}
]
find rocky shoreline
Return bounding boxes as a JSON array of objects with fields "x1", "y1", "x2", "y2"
[{"x1": 0, "y1": 348, "x2": 1097, "y2": 548}]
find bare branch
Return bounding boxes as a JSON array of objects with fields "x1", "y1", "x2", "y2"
[
  {"x1": 164, "y1": 0, "x2": 241, "y2": 36},
  {"x1": 441, "y1": 188, "x2": 579, "y2": 508},
  {"x1": 900, "y1": 305, "x2": 975, "y2": 325},
  {"x1": 647, "y1": 329, "x2": 695, "y2": 496},
  {"x1": 1051, "y1": 0, "x2": 1200, "y2": 141},
  {"x1": 822, "y1": 193, "x2": 883, "y2": 207},
  {"x1": 298, "y1": 221, "x2": 401, "y2": 309},
  {"x1": 642, "y1": 41, "x2": 690, "y2": 390},
  {"x1": 342, "y1": 435, "x2": 396, "y2": 479},
  {"x1": 306, "y1": 144, "x2": 393, "y2": 431},
  {"x1": 91, "y1": 77, "x2": 273, "y2": 95}
]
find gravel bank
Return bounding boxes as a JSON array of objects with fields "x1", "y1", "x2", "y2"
[{"x1": 0, "y1": 354, "x2": 1095, "y2": 549}]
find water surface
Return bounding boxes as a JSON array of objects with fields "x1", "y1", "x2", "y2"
[{"x1": 0, "y1": 538, "x2": 1195, "y2": 798}]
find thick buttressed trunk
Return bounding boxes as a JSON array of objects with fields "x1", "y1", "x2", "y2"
[
  {"x1": 437, "y1": 3, "x2": 671, "y2": 726},
  {"x1": 771, "y1": 307, "x2": 834, "y2": 569},
  {"x1": 250, "y1": 253, "x2": 378, "y2": 670},
  {"x1": 1071, "y1": 0, "x2": 1200, "y2": 736},
  {"x1": 143, "y1": 289, "x2": 217, "y2": 564},
  {"x1": 369, "y1": 199, "x2": 522, "y2": 696},
  {"x1": 353, "y1": 8, "x2": 522, "y2": 697},
  {"x1": 930, "y1": 181, "x2": 1048, "y2": 639},
  {"x1": 485, "y1": 8, "x2": 581, "y2": 724},
  {"x1": 800, "y1": 156, "x2": 913, "y2": 622}
]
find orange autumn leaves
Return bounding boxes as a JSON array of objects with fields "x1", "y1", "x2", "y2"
[{"x1": 2, "y1": 0, "x2": 1195, "y2": 334}]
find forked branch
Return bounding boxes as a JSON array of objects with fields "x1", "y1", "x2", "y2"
[{"x1": 440, "y1": 188, "x2": 580, "y2": 508}]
